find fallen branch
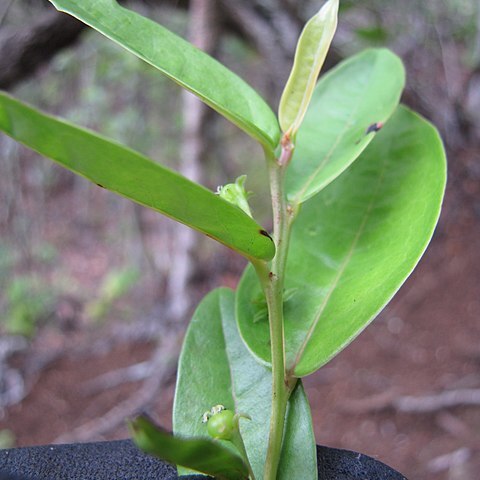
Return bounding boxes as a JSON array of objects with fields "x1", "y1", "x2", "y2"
[
  {"x1": 53, "y1": 332, "x2": 181, "y2": 443},
  {"x1": 0, "y1": 10, "x2": 85, "y2": 90},
  {"x1": 342, "y1": 388, "x2": 480, "y2": 414},
  {"x1": 395, "y1": 388, "x2": 480, "y2": 413},
  {"x1": 0, "y1": 336, "x2": 29, "y2": 410},
  {"x1": 427, "y1": 447, "x2": 471, "y2": 474},
  {"x1": 435, "y1": 411, "x2": 480, "y2": 453},
  {"x1": 84, "y1": 361, "x2": 153, "y2": 394}
]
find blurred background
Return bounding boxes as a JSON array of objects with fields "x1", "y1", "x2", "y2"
[{"x1": 0, "y1": 0, "x2": 479, "y2": 478}]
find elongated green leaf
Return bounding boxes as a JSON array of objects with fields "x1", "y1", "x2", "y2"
[
  {"x1": 0, "y1": 92, "x2": 275, "y2": 261},
  {"x1": 174, "y1": 289, "x2": 317, "y2": 479},
  {"x1": 130, "y1": 416, "x2": 249, "y2": 480},
  {"x1": 48, "y1": 0, "x2": 280, "y2": 151},
  {"x1": 237, "y1": 106, "x2": 446, "y2": 376},
  {"x1": 278, "y1": 0, "x2": 338, "y2": 136},
  {"x1": 286, "y1": 48, "x2": 405, "y2": 204}
]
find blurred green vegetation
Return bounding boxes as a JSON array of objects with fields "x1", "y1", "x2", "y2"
[
  {"x1": 0, "y1": 429, "x2": 15, "y2": 449},
  {"x1": 338, "y1": 0, "x2": 478, "y2": 56},
  {"x1": 85, "y1": 267, "x2": 140, "y2": 323},
  {"x1": 0, "y1": 241, "x2": 56, "y2": 337},
  {"x1": 3, "y1": 275, "x2": 55, "y2": 337}
]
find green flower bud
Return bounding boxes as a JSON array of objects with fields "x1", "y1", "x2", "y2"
[{"x1": 206, "y1": 409, "x2": 236, "y2": 440}]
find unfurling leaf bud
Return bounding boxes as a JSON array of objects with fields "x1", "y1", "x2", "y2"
[{"x1": 216, "y1": 175, "x2": 252, "y2": 217}]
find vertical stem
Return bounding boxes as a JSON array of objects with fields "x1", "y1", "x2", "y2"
[{"x1": 252, "y1": 140, "x2": 297, "y2": 480}]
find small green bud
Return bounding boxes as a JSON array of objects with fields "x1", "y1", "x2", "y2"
[
  {"x1": 206, "y1": 409, "x2": 236, "y2": 440},
  {"x1": 216, "y1": 175, "x2": 252, "y2": 217}
]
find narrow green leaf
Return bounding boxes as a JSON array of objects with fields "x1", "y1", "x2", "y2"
[
  {"x1": 130, "y1": 416, "x2": 249, "y2": 480},
  {"x1": 174, "y1": 289, "x2": 317, "y2": 480},
  {"x1": 48, "y1": 0, "x2": 280, "y2": 151},
  {"x1": 0, "y1": 92, "x2": 275, "y2": 261},
  {"x1": 286, "y1": 48, "x2": 405, "y2": 204},
  {"x1": 237, "y1": 106, "x2": 446, "y2": 376},
  {"x1": 278, "y1": 0, "x2": 338, "y2": 137}
]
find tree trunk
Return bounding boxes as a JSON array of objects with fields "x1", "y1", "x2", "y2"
[
  {"x1": 166, "y1": 0, "x2": 220, "y2": 320},
  {"x1": 0, "y1": 10, "x2": 85, "y2": 90}
]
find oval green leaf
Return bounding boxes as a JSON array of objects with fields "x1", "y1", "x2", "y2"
[
  {"x1": 130, "y1": 416, "x2": 249, "y2": 480},
  {"x1": 237, "y1": 106, "x2": 446, "y2": 376},
  {"x1": 0, "y1": 92, "x2": 275, "y2": 261},
  {"x1": 278, "y1": 0, "x2": 338, "y2": 136},
  {"x1": 48, "y1": 0, "x2": 280, "y2": 152},
  {"x1": 174, "y1": 288, "x2": 317, "y2": 479},
  {"x1": 286, "y1": 48, "x2": 405, "y2": 204}
]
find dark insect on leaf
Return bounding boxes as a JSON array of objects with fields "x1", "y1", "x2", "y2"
[{"x1": 366, "y1": 122, "x2": 384, "y2": 134}]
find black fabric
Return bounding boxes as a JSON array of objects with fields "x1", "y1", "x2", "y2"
[
  {"x1": 0, "y1": 439, "x2": 407, "y2": 479},
  {"x1": 0, "y1": 440, "x2": 175, "y2": 480},
  {"x1": 316, "y1": 445, "x2": 407, "y2": 479}
]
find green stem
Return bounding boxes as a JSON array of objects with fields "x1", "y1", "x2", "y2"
[{"x1": 252, "y1": 140, "x2": 297, "y2": 480}]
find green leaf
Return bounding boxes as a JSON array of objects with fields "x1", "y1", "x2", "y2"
[
  {"x1": 237, "y1": 106, "x2": 446, "y2": 376},
  {"x1": 278, "y1": 0, "x2": 338, "y2": 137},
  {"x1": 48, "y1": 0, "x2": 280, "y2": 151},
  {"x1": 0, "y1": 92, "x2": 275, "y2": 261},
  {"x1": 286, "y1": 48, "x2": 405, "y2": 204},
  {"x1": 174, "y1": 289, "x2": 317, "y2": 479},
  {"x1": 129, "y1": 416, "x2": 249, "y2": 480}
]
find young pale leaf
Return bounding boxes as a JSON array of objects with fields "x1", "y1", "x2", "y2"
[
  {"x1": 129, "y1": 416, "x2": 249, "y2": 480},
  {"x1": 286, "y1": 49, "x2": 405, "y2": 204},
  {"x1": 0, "y1": 92, "x2": 275, "y2": 261},
  {"x1": 237, "y1": 106, "x2": 446, "y2": 376},
  {"x1": 174, "y1": 289, "x2": 317, "y2": 480},
  {"x1": 278, "y1": 0, "x2": 339, "y2": 137},
  {"x1": 48, "y1": 0, "x2": 280, "y2": 152}
]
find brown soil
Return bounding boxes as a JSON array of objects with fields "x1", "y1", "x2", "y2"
[{"x1": 1, "y1": 151, "x2": 479, "y2": 480}]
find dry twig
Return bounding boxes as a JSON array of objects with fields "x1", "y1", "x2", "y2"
[
  {"x1": 342, "y1": 388, "x2": 480, "y2": 414},
  {"x1": 427, "y1": 447, "x2": 471, "y2": 474},
  {"x1": 53, "y1": 332, "x2": 181, "y2": 443}
]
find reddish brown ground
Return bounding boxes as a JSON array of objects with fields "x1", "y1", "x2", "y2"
[{"x1": 1, "y1": 150, "x2": 479, "y2": 480}]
